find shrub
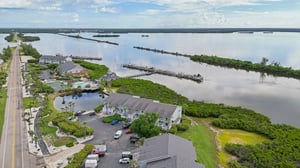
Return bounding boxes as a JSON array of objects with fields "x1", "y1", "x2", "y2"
[
  {"x1": 66, "y1": 142, "x2": 74, "y2": 147},
  {"x1": 168, "y1": 125, "x2": 178, "y2": 134},
  {"x1": 65, "y1": 144, "x2": 94, "y2": 168},
  {"x1": 94, "y1": 104, "x2": 104, "y2": 113},
  {"x1": 102, "y1": 114, "x2": 124, "y2": 123}
]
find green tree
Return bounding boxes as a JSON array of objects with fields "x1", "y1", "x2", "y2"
[{"x1": 130, "y1": 113, "x2": 161, "y2": 138}]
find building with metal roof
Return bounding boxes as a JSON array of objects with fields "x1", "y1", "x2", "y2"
[{"x1": 103, "y1": 93, "x2": 182, "y2": 130}]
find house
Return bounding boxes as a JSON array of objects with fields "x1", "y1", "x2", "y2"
[
  {"x1": 132, "y1": 134, "x2": 205, "y2": 168},
  {"x1": 57, "y1": 62, "x2": 86, "y2": 77},
  {"x1": 39, "y1": 55, "x2": 67, "y2": 64},
  {"x1": 102, "y1": 93, "x2": 182, "y2": 130},
  {"x1": 101, "y1": 72, "x2": 119, "y2": 82}
]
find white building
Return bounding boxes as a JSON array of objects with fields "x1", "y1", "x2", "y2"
[{"x1": 102, "y1": 93, "x2": 182, "y2": 130}]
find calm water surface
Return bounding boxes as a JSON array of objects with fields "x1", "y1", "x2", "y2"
[
  {"x1": 3, "y1": 32, "x2": 300, "y2": 127},
  {"x1": 54, "y1": 92, "x2": 105, "y2": 112}
]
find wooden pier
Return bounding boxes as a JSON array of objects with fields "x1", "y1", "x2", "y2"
[
  {"x1": 133, "y1": 46, "x2": 192, "y2": 58},
  {"x1": 124, "y1": 72, "x2": 154, "y2": 78},
  {"x1": 122, "y1": 64, "x2": 203, "y2": 83}
]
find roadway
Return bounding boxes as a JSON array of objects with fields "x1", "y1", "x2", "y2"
[{"x1": 0, "y1": 46, "x2": 39, "y2": 168}]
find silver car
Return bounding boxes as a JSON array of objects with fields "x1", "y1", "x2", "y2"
[{"x1": 119, "y1": 158, "x2": 130, "y2": 164}]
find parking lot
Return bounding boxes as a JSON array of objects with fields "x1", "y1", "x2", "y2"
[{"x1": 79, "y1": 114, "x2": 137, "y2": 168}]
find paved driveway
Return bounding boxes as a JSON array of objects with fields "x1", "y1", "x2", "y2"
[{"x1": 79, "y1": 114, "x2": 137, "y2": 168}]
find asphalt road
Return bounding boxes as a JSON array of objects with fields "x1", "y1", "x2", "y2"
[{"x1": 0, "y1": 46, "x2": 38, "y2": 168}]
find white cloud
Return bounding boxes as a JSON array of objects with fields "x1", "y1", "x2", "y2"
[
  {"x1": 0, "y1": 0, "x2": 32, "y2": 8},
  {"x1": 100, "y1": 7, "x2": 116, "y2": 13}
]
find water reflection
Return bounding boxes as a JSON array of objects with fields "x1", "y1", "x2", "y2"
[
  {"x1": 24, "y1": 33, "x2": 300, "y2": 127},
  {"x1": 54, "y1": 92, "x2": 105, "y2": 112}
]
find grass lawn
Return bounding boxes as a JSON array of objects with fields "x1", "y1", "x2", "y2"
[
  {"x1": 177, "y1": 117, "x2": 217, "y2": 168},
  {"x1": 0, "y1": 89, "x2": 7, "y2": 139},
  {"x1": 39, "y1": 95, "x2": 76, "y2": 147},
  {"x1": 23, "y1": 97, "x2": 40, "y2": 109},
  {"x1": 217, "y1": 129, "x2": 270, "y2": 167}
]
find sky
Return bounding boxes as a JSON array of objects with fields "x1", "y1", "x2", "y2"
[{"x1": 0, "y1": 0, "x2": 299, "y2": 28}]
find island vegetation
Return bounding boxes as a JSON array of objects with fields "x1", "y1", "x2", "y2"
[
  {"x1": 5, "y1": 33, "x2": 40, "y2": 42},
  {"x1": 93, "y1": 34, "x2": 120, "y2": 37},
  {"x1": 110, "y1": 77, "x2": 300, "y2": 167},
  {"x1": 58, "y1": 34, "x2": 119, "y2": 45},
  {"x1": 191, "y1": 55, "x2": 300, "y2": 80}
]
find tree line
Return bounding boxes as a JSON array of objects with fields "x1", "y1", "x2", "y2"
[{"x1": 191, "y1": 55, "x2": 300, "y2": 80}]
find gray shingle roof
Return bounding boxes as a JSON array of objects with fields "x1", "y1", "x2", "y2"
[
  {"x1": 105, "y1": 93, "x2": 178, "y2": 118},
  {"x1": 58, "y1": 62, "x2": 76, "y2": 74},
  {"x1": 39, "y1": 55, "x2": 66, "y2": 62},
  {"x1": 133, "y1": 134, "x2": 205, "y2": 168},
  {"x1": 39, "y1": 70, "x2": 51, "y2": 80}
]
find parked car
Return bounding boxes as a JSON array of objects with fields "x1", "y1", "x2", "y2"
[
  {"x1": 125, "y1": 129, "x2": 132, "y2": 134},
  {"x1": 92, "y1": 145, "x2": 107, "y2": 157},
  {"x1": 122, "y1": 122, "x2": 131, "y2": 129},
  {"x1": 114, "y1": 130, "x2": 122, "y2": 139},
  {"x1": 129, "y1": 135, "x2": 140, "y2": 143},
  {"x1": 119, "y1": 158, "x2": 130, "y2": 164},
  {"x1": 89, "y1": 112, "x2": 96, "y2": 116},
  {"x1": 121, "y1": 151, "x2": 133, "y2": 159},
  {"x1": 111, "y1": 119, "x2": 119, "y2": 125}
]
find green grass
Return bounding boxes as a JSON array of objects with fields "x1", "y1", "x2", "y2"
[
  {"x1": 73, "y1": 60, "x2": 108, "y2": 80},
  {"x1": 39, "y1": 95, "x2": 76, "y2": 147},
  {"x1": 177, "y1": 118, "x2": 217, "y2": 168},
  {"x1": 217, "y1": 129, "x2": 270, "y2": 167},
  {"x1": 0, "y1": 89, "x2": 7, "y2": 138},
  {"x1": 23, "y1": 97, "x2": 40, "y2": 109}
]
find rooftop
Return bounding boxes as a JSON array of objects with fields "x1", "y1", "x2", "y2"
[
  {"x1": 133, "y1": 134, "x2": 205, "y2": 168},
  {"x1": 105, "y1": 93, "x2": 179, "y2": 118}
]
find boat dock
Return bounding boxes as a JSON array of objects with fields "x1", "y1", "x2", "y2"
[
  {"x1": 124, "y1": 72, "x2": 154, "y2": 78},
  {"x1": 133, "y1": 46, "x2": 192, "y2": 58},
  {"x1": 122, "y1": 64, "x2": 203, "y2": 83}
]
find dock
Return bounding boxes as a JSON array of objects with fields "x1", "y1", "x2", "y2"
[
  {"x1": 122, "y1": 64, "x2": 203, "y2": 83},
  {"x1": 124, "y1": 72, "x2": 154, "y2": 78},
  {"x1": 133, "y1": 46, "x2": 192, "y2": 58}
]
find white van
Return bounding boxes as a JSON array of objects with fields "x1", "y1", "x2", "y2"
[
  {"x1": 86, "y1": 154, "x2": 100, "y2": 162},
  {"x1": 85, "y1": 159, "x2": 98, "y2": 168},
  {"x1": 114, "y1": 130, "x2": 122, "y2": 139}
]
